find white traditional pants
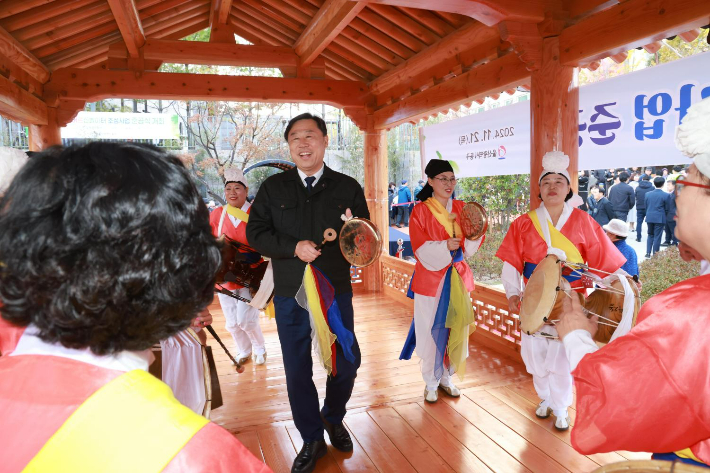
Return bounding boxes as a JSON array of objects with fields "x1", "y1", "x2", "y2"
[
  {"x1": 217, "y1": 287, "x2": 266, "y2": 357},
  {"x1": 414, "y1": 293, "x2": 466, "y2": 391},
  {"x1": 520, "y1": 328, "x2": 573, "y2": 416}
]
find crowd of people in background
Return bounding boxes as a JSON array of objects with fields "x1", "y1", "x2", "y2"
[
  {"x1": 389, "y1": 179, "x2": 426, "y2": 228},
  {"x1": 581, "y1": 165, "x2": 683, "y2": 258}
]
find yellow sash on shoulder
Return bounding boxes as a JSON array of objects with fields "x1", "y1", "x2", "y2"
[
  {"x1": 225, "y1": 204, "x2": 249, "y2": 223},
  {"x1": 527, "y1": 210, "x2": 584, "y2": 264},
  {"x1": 423, "y1": 198, "x2": 462, "y2": 238},
  {"x1": 23, "y1": 370, "x2": 208, "y2": 473}
]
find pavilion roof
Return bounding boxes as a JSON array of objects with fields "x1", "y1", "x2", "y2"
[{"x1": 0, "y1": 0, "x2": 708, "y2": 129}]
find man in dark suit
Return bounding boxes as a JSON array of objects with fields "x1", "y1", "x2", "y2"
[
  {"x1": 608, "y1": 171, "x2": 635, "y2": 221},
  {"x1": 246, "y1": 113, "x2": 368, "y2": 473},
  {"x1": 662, "y1": 179, "x2": 678, "y2": 246},
  {"x1": 644, "y1": 176, "x2": 670, "y2": 258},
  {"x1": 634, "y1": 174, "x2": 654, "y2": 242},
  {"x1": 587, "y1": 185, "x2": 616, "y2": 226}
]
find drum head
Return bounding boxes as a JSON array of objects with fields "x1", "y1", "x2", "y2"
[
  {"x1": 459, "y1": 202, "x2": 488, "y2": 240},
  {"x1": 520, "y1": 255, "x2": 562, "y2": 335},
  {"x1": 339, "y1": 218, "x2": 382, "y2": 267},
  {"x1": 586, "y1": 277, "x2": 641, "y2": 345}
]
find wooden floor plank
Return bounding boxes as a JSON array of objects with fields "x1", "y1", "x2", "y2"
[
  {"x1": 469, "y1": 389, "x2": 598, "y2": 472},
  {"x1": 394, "y1": 403, "x2": 494, "y2": 473},
  {"x1": 257, "y1": 427, "x2": 297, "y2": 473},
  {"x1": 418, "y1": 400, "x2": 532, "y2": 473},
  {"x1": 440, "y1": 394, "x2": 570, "y2": 473},
  {"x1": 344, "y1": 412, "x2": 417, "y2": 473},
  {"x1": 235, "y1": 430, "x2": 265, "y2": 463},
  {"x1": 368, "y1": 407, "x2": 453, "y2": 473}
]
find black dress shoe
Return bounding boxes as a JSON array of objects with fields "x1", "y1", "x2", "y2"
[
  {"x1": 291, "y1": 440, "x2": 327, "y2": 473},
  {"x1": 321, "y1": 414, "x2": 353, "y2": 452},
  {"x1": 645, "y1": 254, "x2": 651, "y2": 258}
]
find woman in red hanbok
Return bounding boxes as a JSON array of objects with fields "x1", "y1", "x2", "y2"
[
  {"x1": 557, "y1": 96, "x2": 710, "y2": 468},
  {"x1": 496, "y1": 151, "x2": 626, "y2": 430},
  {"x1": 404, "y1": 159, "x2": 483, "y2": 403}
]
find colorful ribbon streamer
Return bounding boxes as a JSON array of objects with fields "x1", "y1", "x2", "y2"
[{"x1": 295, "y1": 264, "x2": 356, "y2": 376}]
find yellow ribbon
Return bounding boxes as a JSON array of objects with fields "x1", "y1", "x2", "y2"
[
  {"x1": 225, "y1": 204, "x2": 249, "y2": 223},
  {"x1": 24, "y1": 370, "x2": 208, "y2": 473},
  {"x1": 676, "y1": 448, "x2": 705, "y2": 464},
  {"x1": 446, "y1": 268, "x2": 475, "y2": 379},
  {"x1": 423, "y1": 198, "x2": 462, "y2": 238},
  {"x1": 528, "y1": 210, "x2": 584, "y2": 264},
  {"x1": 303, "y1": 265, "x2": 336, "y2": 375}
]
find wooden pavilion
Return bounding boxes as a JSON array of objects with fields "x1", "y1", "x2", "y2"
[{"x1": 1, "y1": 1, "x2": 709, "y2": 470}]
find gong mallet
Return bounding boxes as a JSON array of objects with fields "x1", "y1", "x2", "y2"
[
  {"x1": 204, "y1": 325, "x2": 245, "y2": 373},
  {"x1": 314, "y1": 228, "x2": 338, "y2": 250}
]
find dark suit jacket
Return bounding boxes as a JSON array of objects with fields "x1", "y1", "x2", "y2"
[
  {"x1": 634, "y1": 180, "x2": 654, "y2": 210},
  {"x1": 608, "y1": 182, "x2": 635, "y2": 213},
  {"x1": 587, "y1": 195, "x2": 615, "y2": 226},
  {"x1": 246, "y1": 166, "x2": 369, "y2": 297},
  {"x1": 644, "y1": 189, "x2": 669, "y2": 224}
]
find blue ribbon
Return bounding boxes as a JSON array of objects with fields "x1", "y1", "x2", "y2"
[
  {"x1": 430, "y1": 266, "x2": 452, "y2": 380},
  {"x1": 311, "y1": 265, "x2": 356, "y2": 364}
]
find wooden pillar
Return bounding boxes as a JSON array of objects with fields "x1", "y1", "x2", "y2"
[
  {"x1": 530, "y1": 37, "x2": 579, "y2": 209},
  {"x1": 362, "y1": 121, "x2": 388, "y2": 292},
  {"x1": 28, "y1": 107, "x2": 61, "y2": 151}
]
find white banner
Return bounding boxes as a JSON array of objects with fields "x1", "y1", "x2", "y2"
[
  {"x1": 62, "y1": 112, "x2": 180, "y2": 140},
  {"x1": 420, "y1": 100, "x2": 530, "y2": 177},
  {"x1": 421, "y1": 51, "x2": 710, "y2": 177}
]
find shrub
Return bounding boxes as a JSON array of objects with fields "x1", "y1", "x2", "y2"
[
  {"x1": 638, "y1": 247, "x2": 700, "y2": 304},
  {"x1": 467, "y1": 225, "x2": 506, "y2": 283}
]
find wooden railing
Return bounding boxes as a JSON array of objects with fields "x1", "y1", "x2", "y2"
[{"x1": 380, "y1": 255, "x2": 522, "y2": 358}]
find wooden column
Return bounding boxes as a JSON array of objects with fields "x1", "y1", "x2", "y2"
[
  {"x1": 29, "y1": 107, "x2": 61, "y2": 151},
  {"x1": 529, "y1": 37, "x2": 579, "y2": 209},
  {"x1": 362, "y1": 121, "x2": 388, "y2": 292}
]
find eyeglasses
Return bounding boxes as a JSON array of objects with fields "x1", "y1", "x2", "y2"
[
  {"x1": 675, "y1": 176, "x2": 710, "y2": 197},
  {"x1": 433, "y1": 177, "x2": 457, "y2": 184}
]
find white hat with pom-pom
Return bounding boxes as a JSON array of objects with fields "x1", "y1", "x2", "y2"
[
  {"x1": 224, "y1": 166, "x2": 247, "y2": 187},
  {"x1": 675, "y1": 96, "x2": 710, "y2": 179},
  {"x1": 0, "y1": 147, "x2": 29, "y2": 195},
  {"x1": 538, "y1": 150, "x2": 571, "y2": 184}
]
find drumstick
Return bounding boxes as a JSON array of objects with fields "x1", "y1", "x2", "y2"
[
  {"x1": 205, "y1": 325, "x2": 245, "y2": 373},
  {"x1": 448, "y1": 214, "x2": 457, "y2": 238},
  {"x1": 314, "y1": 228, "x2": 337, "y2": 250}
]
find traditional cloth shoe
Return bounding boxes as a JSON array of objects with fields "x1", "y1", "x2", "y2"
[
  {"x1": 554, "y1": 412, "x2": 571, "y2": 431},
  {"x1": 535, "y1": 401, "x2": 552, "y2": 419},
  {"x1": 237, "y1": 353, "x2": 251, "y2": 365},
  {"x1": 438, "y1": 384, "x2": 460, "y2": 397},
  {"x1": 254, "y1": 353, "x2": 266, "y2": 365},
  {"x1": 424, "y1": 388, "x2": 438, "y2": 403}
]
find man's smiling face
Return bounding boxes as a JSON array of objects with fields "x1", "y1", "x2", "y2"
[{"x1": 287, "y1": 119, "x2": 328, "y2": 176}]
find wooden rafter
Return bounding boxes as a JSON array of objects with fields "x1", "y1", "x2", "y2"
[
  {"x1": 0, "y1": 73, "x2": 48, "y2": 124},
  {"x1": 210, "y1": 0, "x2": 233, "y2": 26},
  {"x1": 241, "y1": 0, "x2": 303, "y2": 32},
  {"x1": 560, "y1": 0, "x2": 710, "y2": 66},
  {"x1": 45, "y1": 69, "x2": 368, "y2": 108},
  {"x1": 107, "y1": 0, "x2": 146, "y2": 57},
  {"x1": 2, "y1": 0, "x2": 104, "y2": 35},
  {"x1": 565, "y1": 0, "x2": 617, "y2": 20},
  {"x1": 361, "y1": 0, "x2": 545, "y2": 26},
  {"x1": 347, "y1": 17, "x2": 414, "y2": 59},
  {"x1": 294, "y1": 0, "x2": 366, "y2": 67},
  {"x1": 0, "y1": 0, "x2": 58, "y2": 20},
  {"x1": 369, "y1": 22, "x2": 499, "y2": 97},
  {"x1": 0, "y1": 26, "x2": 50, "y2": 83},
  {"x1": 34, "y1": 22, "x2": 119, "y2": 59},
  {"x1": 366, "y1": 4, "x2": 440, "y2": 45},
  {"x1": 44, "y1": 33, "x2": 122, "y2": 69},
  {"x1": 396, "y1": 6, "x2": 456, "y2": 37},
  {"x1": 228, "y1": 9, "x2": 298, "y2": 46},
  {"x1": 372, "y1": 53, "x2": 529, "y2": 129},
  {"x1": 232, "y1": 2, "x2": 302, "y2": 39},
  {"x1": 358, "y1": 7, "x2": 427, "y2": 53},
  {"x1": 21, "y1": 8, "x2": 116, "y2": 51}
]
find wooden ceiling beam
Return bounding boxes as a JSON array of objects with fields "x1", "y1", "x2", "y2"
[
  {"x1": 44, "y1": 33, "x2": 122, "y2": 69},
  {"x1": 33, "y1": 22, "x2": 119, "y2": 59},
  {"x1": 369, "y1": 21, "x2": 499, "y2": 96},
  {"x1": 357, "y1": 7, "x2": 427, "y2": 53},
  {"x1": 0, "y1": 0, "x2": 58, "y2": 20},
  {"x1": 163, "y1": 19, "x2": 210, "y2": 40},
  {"x1": 260, "y1": 0, "x2": 312, "y2": 25},
  {"x1": 321, "y1": 50, "x2": 372, "y2": 81},
  {"x1": 1, "y1": 0, "x2": 101, "y2": 33},
  {"x1": 339, "y1": 26, "x2": 404, "y2": 66},
  {"x1": 0, "y1": 73, "x2": 48, "y2": 124},
  {"x1": 140, "y1": 0, "x2": 209, "y2": 21},
  {"x1": 0, "y1": 26, "x2": 50, "y2": 83},
  {"x1": 228, "y1": 10, "x2": 298, "y2": 45},
  {"x1": 498, "y1": 21, "x2": 542, "y2": 71},
  {"x1": 566, "y1": 0, "x2": 617, "y2": 20},
  {"x1": 365, "y1": 4, "x2": 440, "y2": 45},
  {"x1": 20, "y1": 9, "x2": 117, "y2": 51},
  {"x1": 294, "y1": 0, "x2": 366, "y2": 67},
  {"x1": 46, "y1": 69, "x2": 368, "y2": 107},
  {"x1": 432, "y1": 10, "x2": 469, "y2": 29},
  {"x1": 347, "y1": 17, "x2": 413, "y2": 59},
  {"x1": 0, "y1": 51, "x2": 44, "y2": 96},
  {"x1": 210, "y1": 0, "x2": 233, "y2": 26},
  {"x1": 241, "y1": 0, "x2": 304, "y2": 32},
  {"x1": 560, "y1": 0, "x2": 710, "y2": 66},
  {"x1": 232, "y1": 3, "x2": 302, "y2": 39},
  {"x1": 107, "y1": 0, "x2": 146, "y2": 57},
  {"x1": 396, "y1": 6, "x2": 456, "y2": 37},
  {"x1": 327, "y1": 41, "x2": 381, "y2": 76},
  {"x1": 372, "y1": 53, "x2": 529, "y2": 129},
  {"x1": 144, "y1": 8, "x2": 209, "y2": 37},
  {"x1": 331, "y1": 34, "x2": 390, "y2": 71},
  {"x1": 361, "y1": 0, "x2": 545, "y2": 27}
]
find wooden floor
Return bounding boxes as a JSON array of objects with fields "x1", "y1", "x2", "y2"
[{"x1": 205, "y1": 292, "x2": 650, "y2": 473}]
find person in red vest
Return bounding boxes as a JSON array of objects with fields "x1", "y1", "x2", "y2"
[
  {"x1": 0, "y1": 142, "x2": 270, "y2": 473},
  {"x1": 557, "y1": 96, "x2": 710, "y2": 469},
  {"x1": 209, "y1": 167, "x2": 267, "y2": 365}
]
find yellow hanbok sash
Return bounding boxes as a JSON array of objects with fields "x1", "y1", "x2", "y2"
[
  {"x1": 527, "y1": 209, "x2": 584, "y2": 264},
  {"x1": 225, "y1": 204, "x2": 249, "y2": 223},
  {"x1": 423, "y1": 198, "x2": 462, "y2": 238},
  {"x1": 24, "y1": 370, "x2": 208, "y2": 473}
]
